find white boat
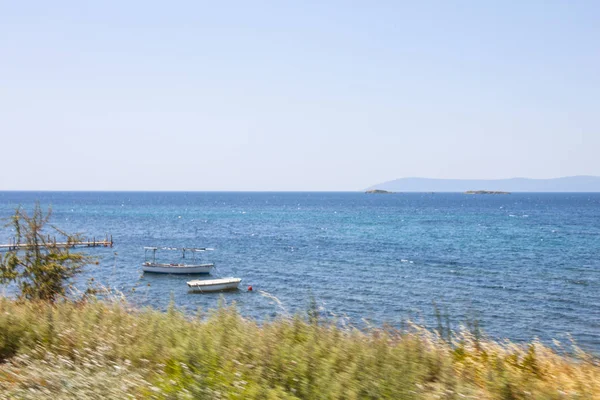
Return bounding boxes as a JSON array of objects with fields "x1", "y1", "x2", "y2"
[
  {"x1": 142, "y1": 246, "x2": 214, "y2": 274},
  {"x1": 187, "y1": 277, "x2": 242, "y2": 292}
]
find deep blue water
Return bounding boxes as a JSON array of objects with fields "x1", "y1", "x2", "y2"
[{"x1": 1, "y1": 192, "x2": 599, "y2": 352}]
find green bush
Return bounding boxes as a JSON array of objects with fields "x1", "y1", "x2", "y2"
[{"x1": 0, "y1": 204, "x2": 91, "y2": 302}]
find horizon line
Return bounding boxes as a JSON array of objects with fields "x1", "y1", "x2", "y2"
[{"x1": 2, "y1": 189, "x2": 600, "y2": 194}]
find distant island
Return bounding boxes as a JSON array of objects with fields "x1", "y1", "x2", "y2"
[
  {"x1": 365, "y1": 189, "x2": 394, "y2": 194},
  {"x1": 365, "y1": 176, "x2": 600, "y2": 192},
  {"x1": 465, "y1": 190, "x2": 510, "y2": 195}
]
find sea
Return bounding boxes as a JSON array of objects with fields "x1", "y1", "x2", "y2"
[{"x1": 1, "y1": 191, "x2": 599, "y2": 352}]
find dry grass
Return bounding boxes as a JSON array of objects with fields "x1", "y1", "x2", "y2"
[{"x1": 0, "y1": 297, "x2": 598, "y2": 399}]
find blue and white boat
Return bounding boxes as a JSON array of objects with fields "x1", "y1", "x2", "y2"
[
  {"x1": 187, "y1": 277, "x2": 242, "y2": 292},
  {"x1": 142, "y1": 246, "x2": 214, "y2": 274}
]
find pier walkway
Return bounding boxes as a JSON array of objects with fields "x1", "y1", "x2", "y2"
[{"x1": 0, "y1": 236, "x2": 113, "y2": 251}]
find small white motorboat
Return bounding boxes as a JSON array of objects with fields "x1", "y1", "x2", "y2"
[
  {"x1": 142, "y1": 246, "x2": 214, "y2": 274},
  {"x1": 187, "y1": 277, "x2": 242, "y2": 292}
]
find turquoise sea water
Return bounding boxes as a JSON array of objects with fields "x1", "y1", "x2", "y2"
[{"x1": 1, "y1": 191, "x2": 599, "y2": 352}]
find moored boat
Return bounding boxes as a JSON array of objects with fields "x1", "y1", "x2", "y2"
[
  {"x1": 187, "y1": 277, "x2": 242, "y2": 292},
  {"x1": 142, "y1": 246, "x2": 214, "y2": 274}
]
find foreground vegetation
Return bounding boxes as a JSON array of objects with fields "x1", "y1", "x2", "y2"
[{"x1": 0, "y1": 298, "x2": 598, "y2": 399}]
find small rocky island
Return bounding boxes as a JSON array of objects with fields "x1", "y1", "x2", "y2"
[
  {"x1": 465, "y1": 190, "x2": 511, "y2": 195},
  {"x1": 365, "y1": 189, "x2": 394, "y2": 194}
]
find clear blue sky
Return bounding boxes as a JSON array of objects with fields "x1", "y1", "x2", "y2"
[{"x1": 1, "y1": 1, "x2": 598, "y2": 191}]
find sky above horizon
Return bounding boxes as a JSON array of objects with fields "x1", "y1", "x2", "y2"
[{"x1": 1, "y1": 1, "x2": 599, "y2": 191}]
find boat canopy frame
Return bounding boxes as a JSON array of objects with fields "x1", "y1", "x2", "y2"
[{"x1": 144, "y1": 246, "x2": 214, "y2": 264}]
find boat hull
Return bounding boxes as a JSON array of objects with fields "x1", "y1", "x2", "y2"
[
  {"x1": 187, "y1": 277, "x2": 242, "y2": 292},
  {"x1": 142, "y1": 263, "x2": 214, "y2": 274}
]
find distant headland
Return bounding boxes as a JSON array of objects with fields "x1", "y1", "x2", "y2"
[
  {"x1": 465, "y1": 190, "x2": 510, "y2": 195},
  {"x1": 365, "y1": 189, "x2": 394, "y2": 194},
  {"x1": 366, "y1": 176, "x2": 600, "y2": 193}
]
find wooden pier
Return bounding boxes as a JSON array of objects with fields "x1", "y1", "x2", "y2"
[{"x1": 0, "y1": 235, "x2": 113, "y2": 251}]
